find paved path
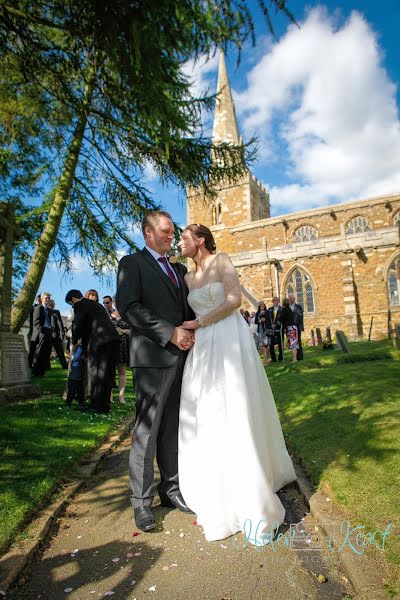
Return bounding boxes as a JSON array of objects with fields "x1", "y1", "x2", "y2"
[{"x1": 13, "y1": 437, "x2": 354, "y2": 600}]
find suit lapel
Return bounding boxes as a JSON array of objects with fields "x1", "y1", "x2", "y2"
[{"x1": 141, "y1": 248, "x2": 177, "y2": 299}]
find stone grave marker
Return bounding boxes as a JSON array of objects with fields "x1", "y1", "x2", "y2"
[
  {"x1": 0, "y1": 203, "x2": 40, "y2": 403},
  {"x1": 335, "y1": 330, "x2": 351, "y2": 353}
]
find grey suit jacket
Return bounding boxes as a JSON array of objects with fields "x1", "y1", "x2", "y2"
[
  {"x1": 31, "y1": 304, "x2": 52, "y2": 342},
  {"x1": 116, "y1": 248, "x2": 194, "y2": 368}
]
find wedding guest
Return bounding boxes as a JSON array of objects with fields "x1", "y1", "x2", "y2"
[
  {"x1": 268, "y1": 296, "x2": 283, "y2": 362},
  {"x1": 48, "y1": 299, "x2": 68, "y2": 369},
  {"x1": 255, "y1": 301, "x2": 273, "y2": 363},
  {"x1": 28, "y1": 294, "x2": 42, "y2": 367},
  {"x1": 32, "y1": 292, "x2": 53, "y2": 376},
  {"x1": 65, "y1": 289, "x2": 120, "y2": 414},
  {"x1": 84, "y1": 289, "x2": 99, "y2": 302},
  {"x1": 111, "y1": 299, "x2": 130, "y2": 404},
  {"x1": 281, "y1": 298, "x2": 299, "y2": 363},
  {"x1": 102, "y1": 295, "x2": 114, "y2": 317},
  {"x1": 66, "y1": 345, "x2": 86, "y2": 408},
  {"x1": 288, "y1": 293, "x2": 304, "y2": 360}
]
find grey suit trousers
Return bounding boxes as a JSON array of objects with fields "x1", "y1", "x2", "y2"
[{"x1": 130, "y1": 353, "x2": 186, "y2": 508}]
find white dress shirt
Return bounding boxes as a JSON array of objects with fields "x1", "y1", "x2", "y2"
[{"x1": 145, "y1": 246, "x2": 179, "y2": 287}]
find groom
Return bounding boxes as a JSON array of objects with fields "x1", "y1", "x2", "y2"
[{"x1": 116, "y1": 210, "x2": 195, "y2": 531}]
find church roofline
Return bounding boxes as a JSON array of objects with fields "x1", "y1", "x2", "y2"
[{"x1": 229, "y1": 192, "x2": 400, "y2": 233}]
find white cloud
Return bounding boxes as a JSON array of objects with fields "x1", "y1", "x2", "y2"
[
  {"x1": 235, "y1": 7, "x2": 400, "y2": 213},
  {"x1": 182, "y1": 52, "x2": 219, "y2": 99},
  {"x1": 69, "y1": 254, "x2": 90, "y2": 273}
]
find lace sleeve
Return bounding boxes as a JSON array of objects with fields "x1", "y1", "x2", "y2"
[{"x1": 198, "y1": 253, "x2": 241, "y2": 327}]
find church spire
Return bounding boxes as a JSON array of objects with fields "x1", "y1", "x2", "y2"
[{"x1": 212, "y1": 50, "x2": 241, "y2": 145}]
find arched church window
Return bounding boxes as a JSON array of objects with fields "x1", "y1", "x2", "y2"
[
  {"x1": 388, "y1": 254, "x2": 400, "y2": 306},
  {"x1": 286, "y1": 268, "x2": 315, "y2": 314},
  {"x1": 345, "y1": 216, "x2": 371, "y2": 235},
  {"x1": 393, "y1": 211, "x2": 400, "y2": 226},
  {"x1": 216, "y1": 202, "x2": 223, "y2": 224},
  {"x1": 293, "y1": 225, "x2": 318, "y2": 243},
  {"x1": 212, "y1": 205, "x2": 217, "y2": 226}
]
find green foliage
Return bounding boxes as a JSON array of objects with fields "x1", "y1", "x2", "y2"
[
  {"x1": 0, "y1": 363, "x2": 134, "y2": 553},
  {"x1": 1, "y1": 0, "x2": 295, "y2": 284}
]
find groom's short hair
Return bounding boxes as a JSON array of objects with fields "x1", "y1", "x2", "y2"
[{"x1": 141, "y1": 210, "x2": 173, "y2": 238}]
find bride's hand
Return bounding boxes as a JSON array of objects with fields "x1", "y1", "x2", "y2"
[{"x1": 181, "y1": 319, "x2": 201, "y2": 330}]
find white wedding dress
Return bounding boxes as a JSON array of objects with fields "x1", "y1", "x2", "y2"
[{"x1": 178, "y1": 253, "x2": 297, "y2": 545}]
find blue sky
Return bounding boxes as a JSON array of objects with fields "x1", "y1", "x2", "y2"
[{"x1": 36, "y1": 1, "x2": 400, "y2": 314}]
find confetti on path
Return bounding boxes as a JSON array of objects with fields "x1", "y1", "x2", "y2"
[
  {"x1": 64, "y1": 588, "x2": 74, "y2": 593},
  {"x1": 104, "y1": 593, "x2": 115, "y2": 597},
  {"x1": 162, "y1": 566, "x2": 169, "y2": 571},
  {"x1": 149, "y1": 585, "x2": 156, "y2": 592},
  {"x1": 112, "y1": 558, "x2": 120, "y2": 563}
]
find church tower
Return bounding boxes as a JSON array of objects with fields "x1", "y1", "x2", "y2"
[{"x1": 187, "y1": 51, "x2": 270, "y2": 238}]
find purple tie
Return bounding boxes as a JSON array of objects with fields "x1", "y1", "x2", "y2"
[{"x1": 158, "y1": 256, "x2": 178, "y2": 287}]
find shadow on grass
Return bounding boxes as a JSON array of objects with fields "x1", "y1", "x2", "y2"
[{"x1": 270, "y1": 359, "x2": 399, "y2": 481}]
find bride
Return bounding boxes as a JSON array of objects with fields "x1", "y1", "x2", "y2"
[{"x1": 178, "y1": 223, "x2": 296, "y2": 546}]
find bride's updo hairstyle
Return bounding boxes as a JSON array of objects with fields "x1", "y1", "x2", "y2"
[{"x1": 185, "y1": 224, "x2": 217, "y2": 254}]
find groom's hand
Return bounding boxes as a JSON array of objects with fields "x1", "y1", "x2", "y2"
[{"x1": 170, "y1": 326, "x2": 194, "y2": 351}]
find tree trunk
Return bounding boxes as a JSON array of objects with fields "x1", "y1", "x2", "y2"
[{"x1": 10, "y1": 112, "x2": 87, "y2": 333}]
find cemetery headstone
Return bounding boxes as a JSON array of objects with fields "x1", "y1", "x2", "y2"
[
  {"x1": 335, "y1": 330, "x2": 351, "y2": 353},
  {"x1": 316, "y1": 327, "x2": 323, "y2": 345},
  {"x1": 0, "y1": 203, "x2": 40, "y2": 403}
]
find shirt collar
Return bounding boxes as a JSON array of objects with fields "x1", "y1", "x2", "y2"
[{"x1": 145, "y1": 245, "x2": 166, "y2": 262}]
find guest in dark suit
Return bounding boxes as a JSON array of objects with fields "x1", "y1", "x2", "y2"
[
  {"x1": 281, "y1": 298, "x2": 299, "y2": 363},
  {"x1": 48, "y1": 299, "x2": 68, "y2": 369},
  {"x1": 28, "y1": 294, "x2": 42, "y2": 367},
  {"x1": 288, "y1": 294, "x2": 304, "y2": 360},
  {"x1": 31, "y1": 292, "x2": 53, "y2": 376},
  {"x1": 116, "y1": 210, "x2": 195, "y2": 532},
  {"x1": 268, "y1": 296, "x2": 284, "y2": 361},
  {"x1": 65, "y1": 290, "x2": 120, "y2": 414}
]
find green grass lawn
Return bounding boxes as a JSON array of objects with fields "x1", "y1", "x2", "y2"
[
  {"x1": 1, "y1": 341, "x2": 399, "y2": 595},
  {"x1": 0, "y1": 363, "x2": 135, "y2": 554},
  {"x1": 268, "y1": 340, "x2": 400, "y2": 597}
]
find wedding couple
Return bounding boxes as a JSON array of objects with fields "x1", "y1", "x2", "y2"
[{"x1": 116, "y1": 210, "x2": 296, "y2": 545}]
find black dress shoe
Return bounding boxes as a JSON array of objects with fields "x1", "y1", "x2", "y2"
[
  {"x1": 160, "y1": 492, "x2": 194, "y2": 513},
  {"x1": 134, "y1": 506, "x2": 156, "y2": 531}
]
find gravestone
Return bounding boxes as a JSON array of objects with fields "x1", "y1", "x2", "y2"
[
  {"x1": 316, "y1": 327, "x2": 323, "y2": 345},
  {"x1": 325, "y1": 327, "x2": 332, "y2": 344},
  {"x1": 311, "y1": 329, "x2": 316, "y2": 346},
  {"x1": 0, "y1": 203, "x2": 40, "y2": 403},
  {"x1": 335, "y1": 330, "x2": 351, "y2": 353}
]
